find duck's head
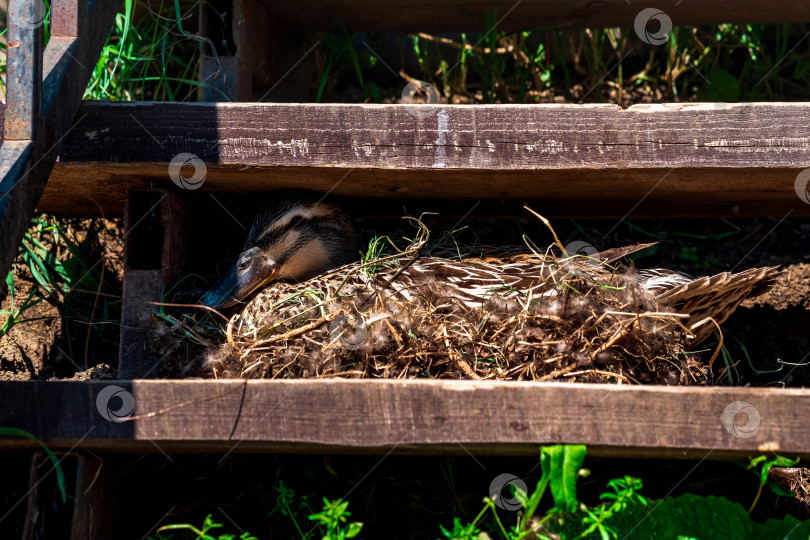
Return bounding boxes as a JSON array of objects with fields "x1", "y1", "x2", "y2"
[{"x1": 200, "y1": 191, "x2": 361, "y2": 309}]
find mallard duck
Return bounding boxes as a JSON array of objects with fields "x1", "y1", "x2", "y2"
[
  {"x1": 202, "y1": 191, "x2": 776, "y2": 340},
  {"x1": 199, "y1": 191, "x2": 778, "y2": 382}
]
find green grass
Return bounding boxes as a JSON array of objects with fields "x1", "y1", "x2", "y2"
[
  {"x1": 83, "y1": 0, "x2": 207, "y2": 101},
  {"x1": 147, "y1": 486, "x2": 363, "y2": 540},
  {"x1": 313, "y1": 21, "x2": 810, "y2": 104},
  {"x1": 1, "y1": 5, "x2": 809, "y2": 106},
  {"x1": 0, "y1": 0, "x2": 206, "y2": 101}
]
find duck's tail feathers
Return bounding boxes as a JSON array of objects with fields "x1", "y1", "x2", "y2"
[{"x1": 653, "y1": 266, "x2": 780, "y2": 344}]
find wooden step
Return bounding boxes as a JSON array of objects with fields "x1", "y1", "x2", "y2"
[
  {"x1": 256, "y1": 0, "x2": 810, "y2": 31},
  {"x1": 0, "y1": 379, "x2": 806, "y2": 459},
  {"x1": 17, "y1": 101, "x2": 810, "y2": 218}
]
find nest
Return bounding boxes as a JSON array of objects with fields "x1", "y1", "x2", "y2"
[{"x1": 179, "y1": 218, "x2": 709, "y2": 385}]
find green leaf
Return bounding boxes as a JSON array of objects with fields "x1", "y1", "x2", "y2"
[
  {"x1": 766, "y1": 481, "x2": 793, "y2": 497},
  {"x1": 605, "y1": 493, "x2": 809, "y2": 540},
  {"x1": 545, "y1": 444, "x2": 587, "y2": 513},
  {"x1": 756, "y1": 514, "x2": 810, "y2": 539},
  {"x1": 346, "y1": 521, "x2": 363, "y2": 538},
  {"x1": 696, "y1": 68, "x2": 741, "y2": 102},
  {"x1": 613, "y1": 493, "x2": 810, "y2": 539},
  {"x1": 23, "y1": 245, "x2": 55, "y2": 293}
]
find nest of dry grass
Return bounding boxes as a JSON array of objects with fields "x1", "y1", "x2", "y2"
[{"x1": 173, "y1": 216, "x2": 709, "y2": 385}]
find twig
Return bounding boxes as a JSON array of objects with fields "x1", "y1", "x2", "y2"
[
  {"x1": 563, "y1": 369, "x2": 631, "y2": 383},
  {"x1": 694, "y1": 317, "x2": 723, "y2": 370},
  {"x1": 413, "y1": 32, "x2": 510, "y2": 54},
  {"x1": 149, "y1": 301, "x2": 232, "y2": 324},
  {"x1": 239, "y1": 311, "x2": 341, "y2": 359},
  {"x1": 524, "y1": 205, "x2": 568, "y2": 256},
  {"x1": 443, "y1": 326, "x2": 482, "y2": 380}
]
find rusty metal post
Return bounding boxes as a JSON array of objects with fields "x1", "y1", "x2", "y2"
[
  {"x1": 4, "y1": 0, "x2": 44, "y2": 141},
  {"x1": 51, "y1": 0, "x2": 87, "y2": 38}
]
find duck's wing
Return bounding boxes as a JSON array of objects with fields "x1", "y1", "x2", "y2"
[
  {"x1": 426, "y1": 244, "x2": 537, "y2": 262},
  {"x1": 594, "y1": 242, "x2": 658, "y2": 264},
  {"x1": 388, "y1": 257, "x2": 556, "y2": 307},
  {"x1": 428, "y1": 242, "x2": 659, "y2": 265}
]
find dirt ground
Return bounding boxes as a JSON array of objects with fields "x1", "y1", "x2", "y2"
[{"x1": 0, "y1": 218, "x2": 123, "y2": 381}]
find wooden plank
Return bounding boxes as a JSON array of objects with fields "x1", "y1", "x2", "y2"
[
  {"x1": 21, "y1": 452, "x2": 119, "y2": 540},
  {"x1": 70, "y1": 454, "x2": 121, "y2": 540},
  {"x1": 199, "y1": 0, "x2": 240, "y2": 101},
  {"x1": 23, "y1": 452, "x2": 76, "y2": 539},
  {"x1": 20, "y1": 101, "x2": 810, "y2": 218},
  {"x1": 199, "y1": 0, "x2": 285, "y2": 101},
  {"x1": 119, "y1": 190, "x2": 190, "y2": 378},
  {"x1": 258, "y1": 0, "x2": 810, "y2": 32},
  {"x1": 0, "y1": 380, "x2": 808, "y2": 459},
  {"x1": 22, "y1": 452, "x2": 48, "y2": 539}
]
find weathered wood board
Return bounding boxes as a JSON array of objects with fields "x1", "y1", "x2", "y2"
[
  {"x1": 119, "y1": 190, "x2": 190, "y2": 379},
  {"x1": 258, "y1": 0, "x2": 810, "y2": 31},
  {"x1": 17, "y1": 101, "x2": 810, "y2": 218},
  {"x1": 0, "y1": 380, "x2": 807, "y2": 459}
]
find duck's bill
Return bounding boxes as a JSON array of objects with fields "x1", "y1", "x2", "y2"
[{"x1": 200, "y1": 260, "x2": 279, "y2": 310}]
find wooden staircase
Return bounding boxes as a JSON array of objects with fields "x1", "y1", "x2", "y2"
[{"x1": 2, "y1": 1, "x2": 810, "y2": 537}]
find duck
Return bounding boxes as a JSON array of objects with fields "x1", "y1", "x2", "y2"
[
  {"x1": 200, "y1": 190, "x2": 362, "y2": 310},
  {"x1": 199, "y1": 191, "x2": 778, "y2": 382}
]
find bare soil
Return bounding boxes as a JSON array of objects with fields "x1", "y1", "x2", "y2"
[{"x1": 0, "y1": 218, "x2": 123, "y2": 381}]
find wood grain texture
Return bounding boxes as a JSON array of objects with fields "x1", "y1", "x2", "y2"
[
  {"x1": 71, "y1": 454, "x2": 121, "y2": 540},
  {"x1": 0, "y1": 380, "x2": 808, "y2": 459},
  {"x1": 21, "y1": 452, "x2": 119, "y2": 540},
  {"x1": 119, "y1": 190, "x2": 190, "y2": 378},
  {"x1": 25, "y1": 101, "x2": 810, "y2": 217},
  {"x1": 258, "y1": 0, "x2": 810, "y2": 31}
]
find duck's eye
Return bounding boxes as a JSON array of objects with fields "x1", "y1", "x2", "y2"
[
  {"x1": 290, "y1": 215, "x2": 303, "y2": 226},
  {"x1": 238, "y1": 259, "x2": 251, "y2": 271}
]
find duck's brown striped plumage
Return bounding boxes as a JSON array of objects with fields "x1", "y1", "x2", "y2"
[
  {"x1": 234, "y1": 251, "x2": 778, "y2": 346},
  {"x1": 205, "y1": 191, "x2": 778, "y2": 348}
]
